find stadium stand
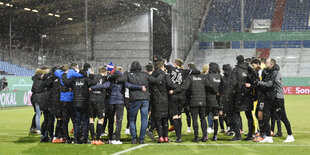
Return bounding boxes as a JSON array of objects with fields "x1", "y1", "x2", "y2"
[{"x1": 0, "y1": 60, "x2": 34, "y2": 76}]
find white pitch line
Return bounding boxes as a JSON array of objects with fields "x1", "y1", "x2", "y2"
[
  {"x1": 147, "y1": 143, "x2": 310, "y2": 147},
  {"x1": 111, "y1": 144, "x2": 149, "y2": 155}
]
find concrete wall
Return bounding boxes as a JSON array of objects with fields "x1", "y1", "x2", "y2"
[{"x1": 44, "y1": 10, "x2": 151, "y2": 71}]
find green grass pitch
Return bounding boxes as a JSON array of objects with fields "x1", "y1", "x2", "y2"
[{"x1": 0, "y1": 95, "x2": 309, "y2": 154}]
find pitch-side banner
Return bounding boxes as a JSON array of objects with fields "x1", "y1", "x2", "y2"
[
  {"x1": 283, "y1": 86, "x2": 310, "y2": 95},
  {"x1": 0, "y1": 90, "x2": 32, "y2": 108}
]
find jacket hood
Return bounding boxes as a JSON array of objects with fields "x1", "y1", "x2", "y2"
[
  {"x1": 152, "y1": 69, "x2": 162, "y2": 77},
  {"x1": 236, "y1": 62, "x2": 248, "y2": 70},
  {"x1": 130, "y1": 61, "x2": 142, "y2": 72},
  {"x1": 189, "y1": 69, "x2": 201, "y2": 75},
  {"x1": 270, "y1": 64, "x2": 280, "y2": 71},
  {"x1": 223, "y1": 64, "x2": 232, "y2": 74},
  {"x1": 209, "y1": 62, "x2": 219, "y2": 73}
]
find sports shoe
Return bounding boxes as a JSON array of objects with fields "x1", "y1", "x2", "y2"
[
  {"x1": 187, "y1": 127, "x2": 191, "y2": 133},
  {"x1": 219, "y1": 129, "x2": 225, "y2": 133},
  {"x1": 95, "y1": 140, "x2": 105, "y2": 145},
  {"x1": 112, "y1": 140, "x2": 123, "y2": 144},
  {"x1": 70, "y1": 128, "x2": 74, "y2": 134},
  {"x1": 227, "y1": 131, "x2": 235, "y2": 137},
  {"x1": 52, "y1": 138, "x2": 62, "y2": 143},
  {"x1": 174, "y1": 138, "x2": 182, "y2": 143},
  {"x1": 191, "y1": 138, "x2": 200, "y2": 142},
  {"x1": 158, "y1": 137, "x2": 164, "y2": 143},
  {"x1": 60, "y1": 138, "x2": 66, "y2": 143},
  {"x1": 91, "y1": 140, "x2": 96, "y2": 145},
  {"x1": 200, "y1": 135, "x2": 208, "y2": 142},
  {"x1": 270, "y1": 131, "x2": 274, "y2": 136},
  {"x1": 131, "y1": 139, "x2": 137, "y2": 144},
  {"x1": 273, "y1": 132, "x2": 283, "y2": 137},
  {"x1": 100, "y1": 132, "x2": 108, "y2": 137},
  {"x1": 168, "y1": 125, "x2": 175, "y2": 132},
  {"x1": 164, "y1": 137, "x2": 170, "y2": 142},
  {"x1": 283, "y1": 135, "x2": 295, "y2": 143},
  {"x1": 225, "y1": 127, "x2": 230, "y2": 134},
  {"x1": 240, "y1": 129, "x2": 244, "y2": 135},
  {"x1": 146, "y1": 130, "x2": 155, "y2": 141},
  {"x1": 125, "y1": 128, "x2": 130, "y2": 135},
  {"x1": 35, "y1": 130, "x2": 41, "y2": 135},
  {"x1": 138, "y1": 139, "x2": 145, "y2": 144},
  {"x1": 29, "y1": 128, "x2": 36, "y2": 134},
  {"x1": 230, "y1": 136, "x2": 241, "y2": 141},
  {"x1": 207, "y1": 127, "x2": 213, "y2": 134},
  {"x1": 212, "y1": 135, "x2": 217, "y2": 141},
  {"x1": 253, "y1": 136, "x2": 264, "y2": 142},
  {"x1": 259, "y1": 136, "x2": 273, "y2": 143}
]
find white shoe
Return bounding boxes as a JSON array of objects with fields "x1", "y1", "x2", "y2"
[
  {"x1": 125, "y1": 128, "x2": 130, "y2": 135},
  {"x1": 112, "y1": 140, "x2": 123, "y2": 144},
  {"x1": 259, "y1": 136, "x2": 273, "y2": 143},
  {"x1": 225, "y1": 127, "x2": 230, "y2": 134},
  {"x1": 36, "y1": 130, "x2": 41, "y2": 135},
  {"x1": 284, "y1": 135, "x2": 295, "y2": 143},
  {"x1": 187, "y1": 127, "x2": 191, "y2": 133},
  {"x1": 207, "y1": 127, "x2": 212, "y2": 134},
  {"x1": 219, "y1": 129, "x2": 225, "y2": 133}
]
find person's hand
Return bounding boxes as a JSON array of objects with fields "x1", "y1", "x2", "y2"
[
  {"x1": 90, "y1": 68, "x2": 94, "y2": 74},
  {"x1": 169, "y1": 90, "x2": 174, "y2": 95},
  {"x1": 89, "y1": 88, "x2": 92, "y2": 91},
  {"x1": 245, "y1": 83, "x2": 251, "y2": 88},
  {"x1": 142, "y1": 86, "x2": 147, "y2": 92}
]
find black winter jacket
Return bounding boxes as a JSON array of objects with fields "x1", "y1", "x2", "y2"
[
  {"x1": 175, "y1": 70, "x2": 209, "y2": 107},
  {"x1": 150, "y1": 69, "x2": 177, "y2": 118},
  {"x1": 231, "y1": 62, "x2": 254, "y2": 112},
  {"x1": 205, "y1": 63, "x2": 221, "y2": 108},
  {"x1": 88, "y1": 74, "x2": 108, "y2": 104},
  {"x1": 72, "y1": 77, "x2": 90, "y2": 108}
]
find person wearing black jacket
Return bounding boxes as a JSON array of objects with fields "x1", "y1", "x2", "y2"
[
  {"x1": 230, "y1": 55, "x2": 255, "y2": 141},
  {"x1": 30, "y1": 69, "x2": 47, "y2": 136},
  {"x1": 70, "y1": 64, "x2": 91, "y2": 144},
  {"x1": 150, "y1": 62, "x2": 177, "y2": 143},
  {"x1": 220, "y1": 64, "x2": 235, "y2": 136},
  {"x1": 87, "y1": 67, "x2": 109, "y2": 145},
  {"x1": 169, "y1": 58, "x2": 188, "y2": 142},
  {"x1": 115, "y1": 61, "x2": 163, "y2": 144},
  {"x1": 39, "y1": 66, "x2": 55, "y2": 142},
  {"x1": 205, "y1": 62, "x2": 222, "y2": 141},
  {"x1": 256, "y1": 58, "x2": 294, "y2": 143},
  {"x1": 172, "y1": 64, "x2": 209, "y2": 142}
]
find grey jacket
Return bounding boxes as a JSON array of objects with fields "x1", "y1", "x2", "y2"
[{"x1": 257, "y1": 64, "x2": 284, "y2": 99}]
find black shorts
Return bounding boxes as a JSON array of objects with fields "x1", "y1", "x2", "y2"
[
  {"x1": 169, "y1": 94, "x2": 184, "y2": 116},
  {"x1": 88, "y1": 101, "x2": 106, "y2": 119}
]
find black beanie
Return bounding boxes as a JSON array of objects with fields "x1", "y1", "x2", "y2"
[
  {"x1": 236, "y1": 55, "x2": 244, "y2": 63},
  {"x1": 83, "y1": 63, "x2": 91, "y2": 71}
]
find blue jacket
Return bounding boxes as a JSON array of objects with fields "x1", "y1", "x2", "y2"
[{"x1": 54, "y1": 69, "x2": 84, "y2": 102}]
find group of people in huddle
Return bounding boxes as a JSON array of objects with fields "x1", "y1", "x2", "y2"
[{"x1": 29, "y1": 55, "x2": 295, "y2": 145}]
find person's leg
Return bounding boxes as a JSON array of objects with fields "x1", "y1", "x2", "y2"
[
  {"x1": 190, "y1": 107, "x2": 199, "y2": 140},
  {"x1": 212, "y1": 110, "x2": 219, "y2": 140},
  {"x1": 185, "y1": 108, "x2": 191, "y2": 128},
  {"x1": 35, "y1": 104, "x2": 41, "y2": 131},
  {"x1": 114, "y1": 104, "x2": 124, "y2": 141},
  {"x1": 245, "y1": 110, "x2": 254, "y2": 140},
  {"x1": 47, "y1": 113, "x2": 55, "y2": 140},
  {"x1": 163, "y1": 117, "x2": 169, "y2": 138},
  {"x1": 129, "y1": 101, "x2": 140, "y2": 141},
  {"x1": 61, "y1": 102, "x2": 70, "y2": 139},
  {"x1": 155, "y1": 118, "x2": 163, "y2": 139},
  {"x1": 231, "y1": 112, "x2": 241, "y2": 140},
  {"x1": 199, "y1": 107, "x2": 208, "y2": 140},
  {"x1": 125, "y1": 98, "x2": 130, "y2": 129},
  {"x1": 54, "y1": 118, "x2": 63, "y2": 139},
  {"x1": 81, "y1": 110, "x2": 89, "y2": 143},
  {"x1": 276, "y1": 99, "x2": 292, "y2": 135},
  {"x1": 108, "y1": 104, "x2": 115, "y2": 141},
  {"x1": 138, "y1": 100, "x2": 149, "y2": 142},
  {"x1": 89, "y1": 117, "x2": 95, "y2": 141},
  {"x1": 40, "y1": 110, "x2": 49, "y2": 139},
  {"x1": 102, "y1": 116, "x2": 108, "y2": 133},
  {"x1": 74, "y1": 108, "x2": 82, "y2": 142},
  {"x1": 208, "y1": 113, "x2": 213, "y2": 129},
  {"x1": 219, "y1": 114, "x2": 224, "y2": 130}
]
